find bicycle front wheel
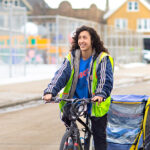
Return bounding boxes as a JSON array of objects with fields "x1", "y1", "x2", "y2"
[
  {"x1": 59, "y1": 130, "x2": 81, "y2": 150},
  {"x1": 84, "y1": 133, "x2": 94, "y2": 150}
]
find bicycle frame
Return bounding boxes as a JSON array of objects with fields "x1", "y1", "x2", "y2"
[
  {"x1": 61, "y1": 112, "x2": 93, "y2": 150},
  {"x1": 77, "y1": 115, "x2": 93, "y2": 150},
  {"x1": 46, "y1": 97, "x2": 93, "y2": 150},
  {"x1": 60, "y1": 100, "x2": 93, "y2": 150}
]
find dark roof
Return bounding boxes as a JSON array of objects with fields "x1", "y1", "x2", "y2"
[
  {"x1": 147, "y1": 0, "x2": 150, "y2": 3},
  {"x1": 26, "y1": 0, "x2": 49, "y2": 8}
]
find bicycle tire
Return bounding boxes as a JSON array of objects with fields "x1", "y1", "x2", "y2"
[
  {"x1": 59, "y1": 130, "x2": 81, "y2": 150},
  {"x1": 83, "y1": 132, "x2": 94, "y2": 150}
]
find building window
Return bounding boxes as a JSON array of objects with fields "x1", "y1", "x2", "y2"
[
  {"x1": 134, "y1": 2, "x2": 138, "y2": 10},
  {"x1": 2, "y1": 0, "x2": 20, "y2": 6},
  {"x1": 115, "y1": 19, "x2": 128, "y2": 29},
  {"x1": 0, "y1": 16, "x2": 4, "y2": 27},
  {"x1": 144, "y1": 19, "x2": 147, "y2": 29},
  {"x1": 138, "y1": 20, "x2": 142, "y2": 29},
  {"x1": 3, "y1": 0, "x2": 8, "y2": 6},
  {"x1": 49, "y1": 23, "x2": 56, "y2": 32},
  {"x1": 15, "y1": 0, "x2": 19, "y2": 6},
  {"x1": 128, "y1": 2, "x2": 132, "y2": 10},
  {"x1": 49, "y1": 23, "x2": 53, "y2": 32},
  {"x1": 128, "y1": 1, "x2": 139, "y2": 11},
  {"x1": 4, "y1": 0, "x2": 8, "y2": 4},
  {"x1": 116, "y1": 19, "x2": 120, "y2": 28},
  {"x1": 137, "y1": 19, "x2": 150, "y2": 32},
  {"x1": 10, "y1": 0, "x2": 13, "y2": 4}
]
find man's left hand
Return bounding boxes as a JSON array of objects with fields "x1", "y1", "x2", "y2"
[{"x1": 92, "y1": 96, "x2": 103, "y2": 105}]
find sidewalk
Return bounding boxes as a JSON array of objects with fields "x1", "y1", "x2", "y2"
[
  {"x1": 114, "y1": 63, "x2": 150, "y2": 87},
  {"x1": 0, "y1": 63, "x2": 150, "y2": 109}
]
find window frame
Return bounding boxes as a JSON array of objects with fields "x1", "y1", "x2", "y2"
[
  {"x1": 115, "y1": 18, "x2": 128, "y2": 30},
  {"x1": 2, "y1": 0, "x2": 20, "y2": 6},
  {"x1": 137, "y1": 19, "x2": 150, "y2": 32},
  {"x1": 127, "y1": 1, "x2": 139, "y2": 12}
]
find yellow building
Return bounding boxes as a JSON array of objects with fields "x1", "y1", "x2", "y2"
[
  {"x1": 104, "y1": 0, "x2": 150, "y2": 33},
  {"x1": 104, "y1": 0, "x2": 150, "y2": 54}
]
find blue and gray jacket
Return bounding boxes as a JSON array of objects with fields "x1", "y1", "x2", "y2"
[{"x1": 44, "y1": 49, "x2": 114, "y2": 117}]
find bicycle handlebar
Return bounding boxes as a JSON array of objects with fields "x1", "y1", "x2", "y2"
[
  {"x1": 45, "y1": 97, "x2": 91, "y2": 104},
  {"x1": 42, "y1": 96, "x2": 105, "y2": 104}
]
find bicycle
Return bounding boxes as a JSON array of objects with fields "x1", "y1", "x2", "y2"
[{"x1": 48, "y1": 97, "x2": 94, "y2": 150}]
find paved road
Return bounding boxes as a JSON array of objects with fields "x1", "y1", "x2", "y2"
[
  {"x1": 0, "y1": 63, "x2": 150, "y2": 150},
  {"x1": 0, "y1": 81, "x2": 150, "y2": 150},
  {"x1": 0, "y1": 103, "x2": 64, "y2": 150}
]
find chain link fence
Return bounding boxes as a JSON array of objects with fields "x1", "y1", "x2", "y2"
[
  {"x1": 27, "y1": 15, "x2": 100, "y2": 65},
  {"x1": 103, "y1": 25, "x2": 143, "y2": 63},
  {"x1": 28, "y1": 15, "x2": 143, "y2": 65},
  {"x1": 0, "y1": 4, "x2": 27, "y2": 78},
  {"x1": 0, "y1": 12, "x2": 143, "y2": 79}
]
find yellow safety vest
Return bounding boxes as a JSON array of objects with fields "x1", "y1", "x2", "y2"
[{"x1": 59, "y1": 51, "x2": 114, "y2": 117}]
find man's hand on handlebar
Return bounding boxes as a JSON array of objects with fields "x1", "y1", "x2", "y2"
[
  {"x1": 42, "y1": 95, "x2": 104, "y2": 105},
  {"x1": 43, "y1": 94, "x2": 53, "y2": 102},
  {"x1": 92, "y1": 96, "x2": 104, "y2": 105}
]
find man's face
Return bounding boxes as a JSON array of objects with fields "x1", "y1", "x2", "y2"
[{"x1": 78, "y1": 31, "x2": 92, "y2": 53}]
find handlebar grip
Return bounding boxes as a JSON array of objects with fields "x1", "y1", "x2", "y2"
[
  {"x1": 51, "y1": 97, "x2": 56, "y2": 101},
  {"x1": 45, "y1": 97, "x2": 60, "y2": 103},
  {"x1": 42, "y1": 96, "x2": 56, "y2": 103}
]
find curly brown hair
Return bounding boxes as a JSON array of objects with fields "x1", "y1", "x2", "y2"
[{"x1": 70, "y1": 25, "x2": 109, "y2": 54}]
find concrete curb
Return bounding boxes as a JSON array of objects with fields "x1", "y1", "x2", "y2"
[
  {"x1": 1, "y1": 76, "x2": 150, "y2": 109},
  {"x1": 0, "y1": 96, "x2": 42, "y2": 109}
]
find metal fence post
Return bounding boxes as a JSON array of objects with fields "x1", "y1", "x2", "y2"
[
  {"x1": 9, "y1": 5, "x2": 13, "y2": 77},
  {"x1": 23, "y1": 8, "x2": 27, "y2": 76},
  {"x1": 55, "y1": 15, "x2": 59, "y2": 65}
]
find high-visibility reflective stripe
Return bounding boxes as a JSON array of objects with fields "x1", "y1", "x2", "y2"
[
  {"x1": 95, "y1": 71, "x2": 97, "y2": 79},
  {"x1": 63, "y1": 93, "x2": 68, "y2": 95},
  {"x1": 92, "y1": 59, "x2": 97, "y2": 95}
]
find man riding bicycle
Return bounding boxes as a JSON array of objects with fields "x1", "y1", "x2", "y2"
[{"x1": 43, "y1": 25, "x2": 114, "y2": 150}]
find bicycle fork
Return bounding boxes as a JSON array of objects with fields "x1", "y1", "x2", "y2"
[{"x1": 70, "y1": 123, "x2": 83, "y2": 150}]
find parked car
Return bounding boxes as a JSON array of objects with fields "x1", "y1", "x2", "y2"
[{"x1": 143, "y1": 49, "x2": 150, "y2": 63}]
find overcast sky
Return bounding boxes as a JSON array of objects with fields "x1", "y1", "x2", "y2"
[{"x1": 44, "y1": 0, "x2": 126, "y2": 11}]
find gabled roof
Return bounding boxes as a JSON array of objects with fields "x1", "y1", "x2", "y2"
[
  {"x1": 104, "y1": 0, "x2": 150, "y2": 20},
  {"x1": 26, "y1": 0, "x2": 49, "y2": 8},
  {"x1": 140, "y1": 0, "x2": 150, "y2": 8},
  {"x1": 22, "y1": 0, "x2": 33, "y2": 11}
]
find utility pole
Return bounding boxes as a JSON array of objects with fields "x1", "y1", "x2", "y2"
[{"x1": 105, "y1": 0, "x2": 109, "y2": 12}]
